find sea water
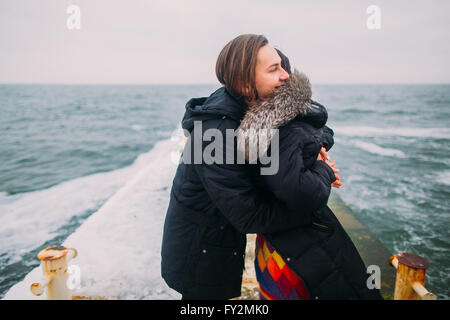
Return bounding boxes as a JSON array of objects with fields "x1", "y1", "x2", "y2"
[{"x1": 0, "y1": 83, "x2": 448, "y2": 299}]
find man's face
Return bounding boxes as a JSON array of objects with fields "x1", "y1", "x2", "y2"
[{"x1": 254, "y1": 44, "x2": 290, "y2": 100}]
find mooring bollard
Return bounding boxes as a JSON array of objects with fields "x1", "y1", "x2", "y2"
[
  {"x1": 389, "y1": 252, "x2": 437, "y2": 300},
  {"x1": 30, "y1": 245, "x2": 77, "y2": 300}
]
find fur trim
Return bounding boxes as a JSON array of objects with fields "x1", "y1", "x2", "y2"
[{"x1": 237, "y1": 70, "x2": 312, "y2": 162}]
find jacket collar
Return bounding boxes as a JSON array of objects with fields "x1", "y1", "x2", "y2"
[{"x1": 181, "y1": 87, "x2": 248, "y2": 132}]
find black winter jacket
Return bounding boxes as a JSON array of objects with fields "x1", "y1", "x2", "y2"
[
  {"x1": 238, "y1": 70, "x2": 383, "y2": 300},
  {"x1": 161, "y1": 71, "x2": 382, "y2": 299},
  {"x1": 161, "y1": 86, "x2": 333, "y2": 299}
]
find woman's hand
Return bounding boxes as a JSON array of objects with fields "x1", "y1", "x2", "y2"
[
  {"x1": 317, "y1": 147, "x2": 329, "y2": 162},
  {"x1": 318, "y1": 147, "x2": 342, "y2": 188},
  {"x1": 326, "y1": 160, "x2": 342, "y2": 188}
]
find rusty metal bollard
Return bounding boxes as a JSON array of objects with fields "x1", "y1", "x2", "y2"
[
  {"x1": 30, "y1": 245, "x2": 77, "y2": 300},
  {"x1": 389, "y1": 252, "x2": 437, "y2": 300}
]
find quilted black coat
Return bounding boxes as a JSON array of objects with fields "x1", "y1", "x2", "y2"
[{"x1": 161, "y1": 81, "x2": 382, "y2": 300}]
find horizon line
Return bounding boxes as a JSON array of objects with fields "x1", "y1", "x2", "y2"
[{"x1": 0, "y1": 82, "x2": 449, "y2": 86}]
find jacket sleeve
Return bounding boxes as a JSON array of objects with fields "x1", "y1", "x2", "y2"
[
  {"x1": 309, "y1": 99, "x2": 334, "y2": 151},
  {"x1": 193, "y1": 119, "x2": 315, "y2": 234},
  {"x1": 322, "y1": 125, "x2": 334, "y2": 151},
  {"x1": 261, "y1": 138, "x2": 337, "y2": 213}
]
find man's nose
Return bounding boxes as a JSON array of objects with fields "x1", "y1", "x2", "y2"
[{"x1": 280, "y1": 68, "x2": 289, "y2": 81}]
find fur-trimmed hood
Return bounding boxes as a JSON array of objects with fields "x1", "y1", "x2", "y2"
[{"x1": 237, "y1": 70, "x2": 325, "y2": 161}]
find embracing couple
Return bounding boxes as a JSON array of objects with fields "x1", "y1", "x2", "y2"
[{"x1": 161, "y1": 34, "x2": 382, "y2": 300}]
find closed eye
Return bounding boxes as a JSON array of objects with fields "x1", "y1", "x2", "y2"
[{"x1": 267, "y1": 62, "x2": 280, "y2": 72}]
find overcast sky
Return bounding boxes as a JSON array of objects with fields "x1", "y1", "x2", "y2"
[{"x1": 1, "y1": 0, "x2": 449, "y2": 84}]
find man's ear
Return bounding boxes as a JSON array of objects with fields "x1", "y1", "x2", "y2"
[{"x1": 237, "y1": 77, "x2": 250, "y2": 96}]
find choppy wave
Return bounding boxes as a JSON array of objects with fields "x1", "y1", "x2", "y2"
[
  {"x1": 0, "y1": 192, "x2": 10, "y2": 204},
  {"x1": 131, "y1": 124, "x2": 144, "y2": 131},
  {"x1": 3, "y1": 138, "x2": 181, "y2": 300},
  {"x1": 340, "y1": 108, "x2": 376, "y2": 115},
  {"x1": 349, "y1": 140, "x2": 406, "y2": 158},
  {"x1": 1, "y1": 83, "x2": 449, "y2": 299},
  {"x1": 0, "y1": 141, "x2": 166, "y2": 266},
  {"x1": 436, "y1": 170, "x2": 450, "y2": 186},
  {"x1": 334, "y1": 137, "x2": 406, "y2": 158},
  {"x1": 333, "y1": 126, "x2": 450, "y2": 139}
]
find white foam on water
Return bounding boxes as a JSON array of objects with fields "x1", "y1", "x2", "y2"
[
  {"x1": 131, "y1": 124, "x2": 143, "y2": 131},
  {"x1": 333, "y1": 126, "x2": 450, "y2": 139},
  {"x1": 349, "y1": 140, "x2": 406, "y2": 158},
  {"x1": 0, "y1": 144, "x2": 164, "y2": 260},
  {"x1": 2, "y1": 138, "x2": 182, "y2": 299},
  {"x1": 435, "y1": 170, "x2": 450, "y2": 186},
  {"x1": 0, "y1": 192, "x2": 19, "y2": 205}
]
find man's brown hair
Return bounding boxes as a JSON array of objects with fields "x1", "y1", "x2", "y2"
[{"x1": 216, "y1": 34, "x2": 268, "y2": 102}]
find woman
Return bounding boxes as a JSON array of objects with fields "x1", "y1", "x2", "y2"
[{"x1": 237, "y1": 49, "x2": 382, "y2": 300}]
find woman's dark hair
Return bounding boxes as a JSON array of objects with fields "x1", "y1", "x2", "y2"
[
  {"x1": 216, "y1": 34, "x2": 268, "y2": 101},
  {"x1": 275, "y1": 48, "x2": 292, "y2": 74}
]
